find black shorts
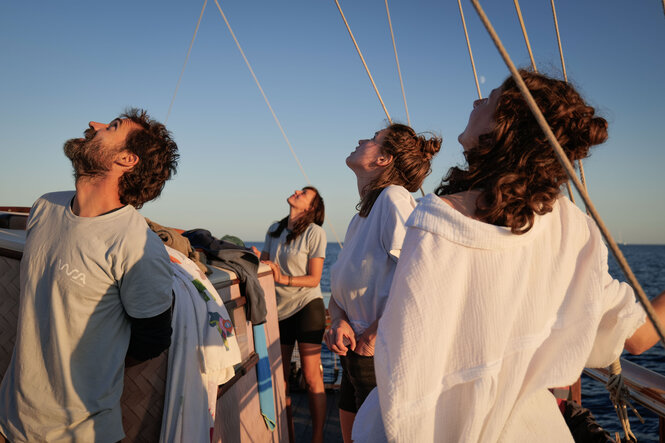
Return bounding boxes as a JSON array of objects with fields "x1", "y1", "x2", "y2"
[
  {"x1": 278, "y1": 298, "x2": 326, "y2": 346},
  {"x1": 338, "y1": 350, "x2": 377, "y2": 413}
]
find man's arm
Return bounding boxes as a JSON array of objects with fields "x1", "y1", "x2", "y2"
[{"x1": 125, "y1": 301, "x2": 173, "y2": 367}]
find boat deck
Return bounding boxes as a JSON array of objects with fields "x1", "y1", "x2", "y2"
[{"x1": 290, "y1": 387, "x2": 342, "y2": 443}]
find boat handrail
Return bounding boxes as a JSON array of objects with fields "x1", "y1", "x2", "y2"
[{"x1": 584, "y1": 358, "x2": 665, "y2": 418}]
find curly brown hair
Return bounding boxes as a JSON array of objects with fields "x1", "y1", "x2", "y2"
[
  {"x1": 358, "y1": 123, "x2": 442, "y2": 217},
  {"x1": 118, "y1": 109, "x2": 179, "y2": 208},
  {"x1": 435, "y1": 70, "x2": 608, "y2": 234},
  {"x1": 270, "y1": 186, "x2": 325, "y2": 244}
]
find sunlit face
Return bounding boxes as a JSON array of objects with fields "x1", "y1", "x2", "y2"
[
  {"x1": 63, "y1": 118, "x2": 140, "y2": 179},
  {"x1": 287, "y1": 188, "x2": 316, "y2": 212},
  {"x1": 458, "y1": 87, "x2": 502, "y2": 151},
  {"x1": 346, "y1": 129, "x2": 388, "y2": 176}
]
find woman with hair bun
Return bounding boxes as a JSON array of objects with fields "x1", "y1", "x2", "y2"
[
  {"x1": 260, "y1": 186, "x2": 327, "y2": 443},
  {"x1": 352, "y1": 70, "x2": 665, "y2": 442},
  {"x1": 324, "y1": 123, "x2": 441, "y2": 442}
]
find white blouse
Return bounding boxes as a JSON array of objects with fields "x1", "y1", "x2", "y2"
[
  {"x1": 354, "y1": 193, "x2": 645, "y2": 442},
  {"x1": 331, "y1": 185, "x2": 416, "y2": 335}
]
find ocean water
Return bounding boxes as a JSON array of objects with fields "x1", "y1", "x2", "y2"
[{"x1": 249, "y1": 242, "x2": 665, "y2": 441}]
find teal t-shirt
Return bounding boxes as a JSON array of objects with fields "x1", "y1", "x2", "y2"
[{"x1": 0, "y1": 191, "x2": 173, "y2": 443}]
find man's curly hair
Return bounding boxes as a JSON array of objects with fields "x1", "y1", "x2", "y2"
[
  {"x1": 118, "y1": 108, "x2": 179, "y2": 208},
  {"x1": 435, "y1": 70, "x2": 608, "y2": 234}
]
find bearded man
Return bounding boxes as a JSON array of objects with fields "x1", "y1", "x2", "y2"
[{"x1": 0, "y1": 109, "x2": 179, "y2": 442}]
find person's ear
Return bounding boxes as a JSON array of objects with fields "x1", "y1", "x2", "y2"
[
  {"x1": 376, "y1": 154, "x2": 393, "y2": 167},
  {"x1": 115, "y1": 151, "x2": 139, "y2": 170}
]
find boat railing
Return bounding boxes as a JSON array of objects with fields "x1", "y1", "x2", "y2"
[{"x1": 584, "y1": 358, "x2": 665, "y2": 442}]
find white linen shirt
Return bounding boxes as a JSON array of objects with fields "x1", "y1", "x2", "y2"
[
  {"x1": 331, "y1": 185, "x2": 416, "y2": 335},
  {"x1": 354, "y1": 193, "x2": 646, "y2": 443}
]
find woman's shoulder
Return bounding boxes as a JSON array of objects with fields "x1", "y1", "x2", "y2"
[
  {"x1": 304, "y1": 222, "x2": 326, "y2": 238},
  {"x1": 377, "y1": 185, "x2": 416, "y2": 209}
]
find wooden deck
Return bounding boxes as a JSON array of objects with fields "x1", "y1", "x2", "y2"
[{"x1": 289, "y1": 387, "x2": 343, "y2": 443}]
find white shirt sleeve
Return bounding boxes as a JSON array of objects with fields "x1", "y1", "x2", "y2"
[
  {"x1": 379, "y1": 187, "x2": 416, "y2": 261},
  {"x1": 586, "y1": 243, "x2": 646, "y2": 368}
]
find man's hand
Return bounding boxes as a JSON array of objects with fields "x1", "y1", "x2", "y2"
[{"x1": 325, "y1": 319, "x2": 356, "y2": 356}]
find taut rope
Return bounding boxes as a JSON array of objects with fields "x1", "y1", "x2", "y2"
[
  {"x1": 470, "y1": 0, "x2": 665, "y2": 351},
  {"x1": 211, "y1": 0, "x2": 344, "y2": 248},
  {"x1": 457, "y1": 0, "x2": 482, "y2": 100},
  {"x1": 384, "y1": 0, "x2": 410, "y2": 126},
  {"x1": 513, "y1": 0, "x2": 537, "y2": 73},
  {"x1": 165, "y1": 0, "x2": 208, "y2": 124},
  {"x1": 549, "y1": 0, "x2": 578, "y2": 203},
  {"x1": 333, "y1": 0, "x2": 392, "y2": 123}
]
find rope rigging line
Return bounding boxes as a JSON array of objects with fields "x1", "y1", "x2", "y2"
[
  {"x1": 549, "y1": 0, "x2": 578, "y2": 203},
  {"x1": 335, "y1": 0, "x2": 424, "y2": 197},
  {"x1": 384, "y1": 0, "x2": 410, "y2": 126},
  {"x1": 513, "y1": 0, "x2": 537, "y2": 73},
  {"x1": 333, "y1": 0, "x2": 392, "y2": 123},
  {"x1": 457, "y1": 0, "x2": 483, "y2": 100},
  {"x1": 212, "y1": 0, "x2": 310, "y2": 184},
  {"x1": 211, "y1": 0, "x2": 344, "y2": 249},
  {"x1": 469, "y1": 0, "x2": 665, "y2": 353},
  {"x1": 165, "y1": 0, "x2": 208, "y2": 124}
]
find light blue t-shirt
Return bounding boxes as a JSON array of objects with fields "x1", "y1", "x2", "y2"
[{"x1": 263, "y1": 222, "x2": 326, "y2": 321}]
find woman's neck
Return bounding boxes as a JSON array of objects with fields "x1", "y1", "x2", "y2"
[{"x1": 287, "y1": 206, "x2": 306, "y2": 230}]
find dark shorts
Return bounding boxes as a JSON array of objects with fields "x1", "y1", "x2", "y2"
[
  {"x1": 278, "y1": 298, "x2": 326, "y2": 346},
  {"x1": 338, "y1": 351, "x2": 377, "y2": 413}
]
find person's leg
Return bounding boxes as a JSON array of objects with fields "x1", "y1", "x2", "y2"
[
  {"x1": 281, "y1": 343, "x2": 296, "y2": 443},
  {"x1": 338, "y1": 356, "x2": 358, "y2": 443},
  {"x1": 339, "y1": 409, "x2": 356, "y2": 443},
  {"x1": 299, "y1": 342, "x2": 326, "y2": 443}
]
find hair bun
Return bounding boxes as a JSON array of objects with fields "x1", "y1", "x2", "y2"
[{"x1": 419, "y1": 134, "x2": 443, "y2": 160}]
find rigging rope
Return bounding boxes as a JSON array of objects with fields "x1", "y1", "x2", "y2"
[
  {"x1": 513, "y1": 0, "x2": 537, "y2": 73},
  {"x1": 165, "y1": 0, "x2": 208, "y2": 124},
  {"x1": 548, "y1": 0, "x2": 578, "y2": 203},
  {"x1": 457, "y1": 0, "x2": 483, "y2": 100},
  {"x1": 384, "y1": 0, "x2": 410, "y2": 126},
  {"x1": 335, "y1": 0, "x2": 424, "y2": 197},
  {"x1": 470, "y1": 0, "x2": 665, "y2": 355},
  {"x1": 211, "y1": 0, "x2": 344, "y2": 248},
  {"x1": 333, "y1": 0, "x2": 392, "y2": 123}
]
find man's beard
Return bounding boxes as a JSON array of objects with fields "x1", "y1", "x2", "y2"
[{"x1": 63, "y1": 129, "x2": 116, "y2": 181}]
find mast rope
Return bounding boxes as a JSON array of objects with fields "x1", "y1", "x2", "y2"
[
  {"x1": 513, "y1": 0, "x2": 537, "y2": 73},
  {"x1": 549, "y1": 0, "x2": 583, "y2": 203},
  {"x1": 212, "y1": 0, "x2": 344, "y2": 249},
  {"x1": 335, "y1": 0, "x2": 425, "y2": 196},
  {"x1": 457, "y1": 0, "x2": 483, "y2": 100},
  {"x1": 333, "y1": 0, "x2": 392, "y2": 123},
  {"x1": 165, "y1": 0, "x2": 208, "y2": 124},
  {"x1": 384, "y1": 0, "x2": 410, "y2": 126},
  {"x1": 470, "y1": 0, "x2": 665, "y2": 369}
]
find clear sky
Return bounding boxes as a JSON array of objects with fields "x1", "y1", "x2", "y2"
[{"x1": 1, "y1": 0, "x2": 663, "y2": 244}]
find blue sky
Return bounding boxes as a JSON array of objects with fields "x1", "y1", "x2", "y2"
[{"x1": 1, "y1": 0, "x2": 663, "y2": 244}]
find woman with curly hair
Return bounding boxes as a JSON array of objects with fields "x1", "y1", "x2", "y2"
[
  {"x1": 352, "y1": 70, "x2": 665, "y2": 442},
  {"x1": 260, "y1": 186, "x2": 327, "y2": 443},
  {"x1": 324, "y1": 123, "x2": 441, "y2": 442}
]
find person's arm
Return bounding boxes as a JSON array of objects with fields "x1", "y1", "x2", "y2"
[
  {"x1": 125, "y1": 303, "x2": 173, "y2": 366},
  {"x1": 625, "y1": 289, "x2": 665, "y2": 355},
  {"x1": 264, "y1": 257, "x2": 324, "y2": 288},
  {"x1": 324, "y1": 297, "x2": 356, "y2": 356}
]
